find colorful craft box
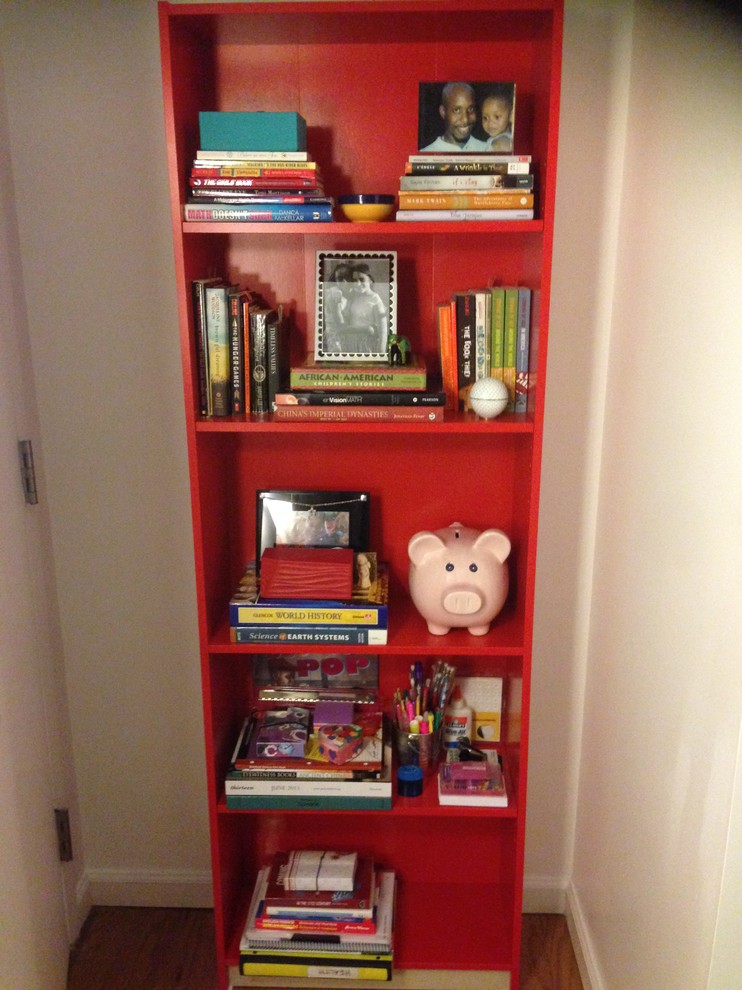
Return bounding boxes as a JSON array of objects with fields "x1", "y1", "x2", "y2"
[
  {"x1": 317, "y1": 724, "x2": 363, "y2": 764},
  {"x1": 198, "y1": 111, "x2": 307, "y2": 152}
]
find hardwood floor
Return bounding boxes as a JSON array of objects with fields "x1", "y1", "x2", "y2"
[{"x1": 66, "y1": 908, "x2": 583, "y2": 990}]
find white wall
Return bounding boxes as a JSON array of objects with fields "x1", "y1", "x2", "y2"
[
  {"x1": 0, "y1": 0, "x2": 210, "y2": 907},
  {"x1": 567, "y1": 2, "x2": 742, "y2": 988}
]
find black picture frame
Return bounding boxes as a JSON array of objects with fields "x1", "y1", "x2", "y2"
[
  {"x1": 418, "y1": 81, "x2": 517, "y2": 153},
  {"x1": 315, "y1": 251, "x2": 397, "y2": 362},
  {"x1": 256, "y1": 490, "x2": 371, "y2": 566}
]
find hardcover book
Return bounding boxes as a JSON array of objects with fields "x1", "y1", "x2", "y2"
[
  {"x1": 230, "y1": 626, "x2": 387, "y2": 645},
  {"x1": 272, "y1": 405, "x2": 443, "y2": 423},
  {"x1": 204, "y1": 282, "x2": 237, "y2": 415},
  {"x1": 290, "y1": 357, "x2": 426, "y2": 392}
]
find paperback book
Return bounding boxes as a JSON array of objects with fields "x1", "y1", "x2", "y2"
[{"x1": 183, "y1": 202, "x2": 332, "y2": 222}]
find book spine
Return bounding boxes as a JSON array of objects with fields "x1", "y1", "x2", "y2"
[
  {"x1": 249, "y1": 311, "x2": 268, "y2": 414},
  {"x1": 490, "y1": 287, "x2": 506, "y2": 381},
  {"x1": 225, "y1": 778, "x2": 391, "y2": 798},
  {"x1": 227, "y1": 794, "x2": 392, "y2": 811},
  {"x1": 408, "y1": 153, "x2": 532, "y2": 164},
  {"x1": 190, "y1": 175, "x2": 319, "y2": 189},
  {"x1": 515, "y1": 288, "x2": 532, "y2": 413},
  {"x1": 527, "y1": 290, "x2": 541, "y2": 415},
  {"x1": 473, "y1": 290, "x2": 490, "y2": 381},
  {"x1": 195, "y1": 149, "x2": 310, "y2": 161},
  {"x1": 252, "y1": 915, "x2": 378, "y2": 935},
  {"x1": 503, "y1": 288, "x2": 520, "y2": 412},
  {"x1": 399, "y1": 173, "x2": 533, "y2": 191},
  {"x1": 205, "y1": 284, "x2": 232, "y2": 416},
  {"x1": 191, "y1": 193, "x2": 327, "y2": 204},
  {"x1": 191, "y1": 279, "x2": 220, "y2": 416},
  {"x1": 239, "y1": 959, "x2": 391, "y2": 980},
  {"x1": 266, "y1": 314, "x2": 287, "y2": 410},
  {"x1": 272, "y1": 405, "x2": 443, "y2": 422},
  {"x1": 454, "y1": 292, "x2": 476, "y2": 402},
  {"x1": 184, "y1": 203, "x2": 332, "y2": 222},
  {"x1": 230, "y1": 626, "x2": 387, "y2": 645},
  {"x1": 272, "y1": 391, "x2": 446, "y2": 406},
  {"x1": 289, "y1": 370, "x2": 426, "y2": 391},
  {"x1": 231, "y1": 605, "x2": 387, "y2": 625},
  {"x1": 229, "y1": 290, "x2": 245, "y2": 414},
  {"x1": 395, "y1": 209, "x2": 534, "y2": 222},
  {"x1": 436, "y1": 302, "x2": 458, "y2": 411},
  {"x1": 241, "y1": 295, "x2": 252, "y2": 414},
  {"x1": 398, "y1": 192, "x2": 533, "y2": 210},
  {"x1": 405, "y1": 161, "x2": 530, "y2": 175},
  {"x1": 191, "y1": 169, "x2": 317, "y2": 185}
]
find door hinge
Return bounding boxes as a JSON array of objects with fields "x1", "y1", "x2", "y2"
[
  {"x1": 54, "y1": 808, "x2": 73, "y2": 862},
  {"x1": 18, "y1": 439, "x2": 38, "y2": 505}
]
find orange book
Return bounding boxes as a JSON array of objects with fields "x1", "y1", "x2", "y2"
[{"x1": 437, "y1": 301, "x2": 458, "y2": 411}]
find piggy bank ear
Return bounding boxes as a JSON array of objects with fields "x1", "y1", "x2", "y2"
[
  {"x1": 474, "y1": 528, "x2": 511, "y2": 563},
  {"x1": 408, "y1": 531, "x2": 445, "y2": 565}
]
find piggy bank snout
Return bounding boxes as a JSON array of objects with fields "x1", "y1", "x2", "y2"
[{"x1": 443, "y1": 587, "x2": 484, "y2": 615}]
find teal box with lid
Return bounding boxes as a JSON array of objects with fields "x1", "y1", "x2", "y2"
[{"x1": 199, "y1": 111, "x2": 307, "y2": 152}]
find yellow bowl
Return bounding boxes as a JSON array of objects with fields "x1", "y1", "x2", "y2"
[{"x1": 339, "y1": 195, "x2": 395, "y2": 223}]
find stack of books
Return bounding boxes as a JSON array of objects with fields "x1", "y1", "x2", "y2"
[
  {"x1": 225, "y1": 654, "x2": 393, "y2": 810},
  {"x1": 229, "y1": 559, "x2": 389, "y2": 645},
  {"x1": 184, "y1": 110, "x2": 331, "y2": 223},
  {"x1": 437, "y1": 283, "x2": 537, "y2": 413},
  {"x1": 396, "y1": 153, "x2": 535, "y2": 222},
  {"x1": 225, "y1": 709, "x2": 392, "y2": 811},
  {"x1": 239, "y1": 852, "x2": 396, "y2": 981},
  {"x1": 273, "y1": 355, "x2": 447, "y2": 422},
  {"x1": 192, "y1": 278, "x2": 288, "y2": 416}
]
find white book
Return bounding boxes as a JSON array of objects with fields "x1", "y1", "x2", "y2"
[{"x1": 396, "y1": 209, "x2": 534, "y2": 222}]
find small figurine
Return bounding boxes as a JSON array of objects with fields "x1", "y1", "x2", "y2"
[{"x1": 386, "y1": 334, "x2": 412, "y2": 365}]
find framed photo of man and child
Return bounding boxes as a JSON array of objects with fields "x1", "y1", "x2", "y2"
[
  {"x1": 418, "y1": 81, "x2": 516, "y2": 153},
  {"x1": 315, "y1": 251, "x2": 397, "y2": 362}
]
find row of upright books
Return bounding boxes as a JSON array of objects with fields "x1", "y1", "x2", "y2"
[
  {"x1": 438, "y1": 283, "x2": 538, "y2": 413},
  {"x1": 239, "y1": 850, "x2": 396, "y2": 980},
  {"x1": 396, "y1": 152, "x2": 535, "y2": 222},
  {"x1": 192, "y1": 278, "x2": 289, "y2": 416}
]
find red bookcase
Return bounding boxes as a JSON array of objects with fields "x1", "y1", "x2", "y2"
[{"x1": 159, "y1": 3, "x2": 562, "y2": 987}]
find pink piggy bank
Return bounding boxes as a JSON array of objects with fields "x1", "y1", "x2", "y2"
[{"x1": 408, "y1": 522, "x2": 511, "y2": 635}]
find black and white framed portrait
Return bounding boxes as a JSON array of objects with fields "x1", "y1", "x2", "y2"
[{"x1": 315, "y1": 251, "x2": 397, "y2": 362}]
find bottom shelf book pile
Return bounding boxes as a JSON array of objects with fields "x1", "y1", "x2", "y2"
[{"x1": 240, "y1": 850, "x2": 396, "y2": 981}]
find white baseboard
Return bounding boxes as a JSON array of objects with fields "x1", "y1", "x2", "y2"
[
  {"x1": 522, "y1": 874, "x2": 568, "y2": 913},
  {"x1": 565, "y1": 881, "x2": 603, "y2": 990},
  {"x1": 84, "y1": 868, "x2": 214, "y2": 908}
]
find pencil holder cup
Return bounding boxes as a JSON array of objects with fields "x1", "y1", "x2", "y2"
[{"x1": 395, "y1": 726, "x2": 442, "y2": 772}]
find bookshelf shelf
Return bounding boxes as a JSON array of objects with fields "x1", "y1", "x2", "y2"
[
  {"x1": 183, "y1": 220, "x2": 545, "y2": 235},
  {"x1": 159, "y1": 1, "x2": 561, "y2": 987}
]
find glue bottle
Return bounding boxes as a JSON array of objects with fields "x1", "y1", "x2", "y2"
[{"x1": 443, "y1": 685, "x2": 472, "y2": 749}]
